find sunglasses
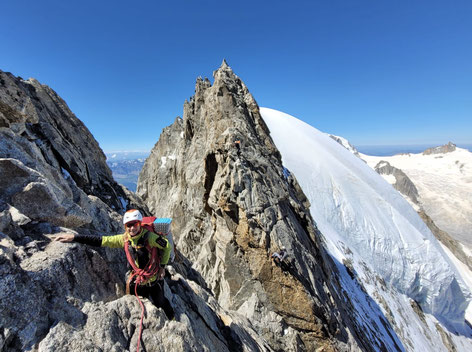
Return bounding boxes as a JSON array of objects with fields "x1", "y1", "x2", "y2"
[{"x1": 125, "y1": 221, "x2": 141, "y2": 228}]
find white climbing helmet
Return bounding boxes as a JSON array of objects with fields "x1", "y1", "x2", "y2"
[{"x1": 123, "y1": 209, "x2": 143, "y2": 225}]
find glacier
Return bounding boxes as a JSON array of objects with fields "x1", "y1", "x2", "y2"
[{"x1": 260, "y1": 107, "x2": 471, "y2": 330}]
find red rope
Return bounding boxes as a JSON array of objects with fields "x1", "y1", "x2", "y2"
[{"x1": 124, "y1": 239, "x2": 160, "y2": 352}]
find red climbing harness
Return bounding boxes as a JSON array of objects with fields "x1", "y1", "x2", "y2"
[{"x1": 124, "y1": 236, "x2": 161, "y2": 352}]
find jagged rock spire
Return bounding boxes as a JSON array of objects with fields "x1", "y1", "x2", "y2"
[
  {"x1": 212, "y1": 59, "x2": 236, "y2": 81},
  {"x1": 137, "y1": 63, "x2": 397, "y2": 351},
  {"x1": 217, "y1": 58, "x2": 230, "y2": 73}
]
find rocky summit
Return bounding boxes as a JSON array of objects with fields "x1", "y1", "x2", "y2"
[
  {"x1": 1, "y1": 62, "x2": 417, "y2": 352},
  {"x1": 137, "y1": 61, "x2": 404, "y2": 351}
]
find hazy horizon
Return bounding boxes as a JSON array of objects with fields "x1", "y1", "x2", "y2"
[{"x1": 105, "y1": 142, "x2": 472, "y2": 159}]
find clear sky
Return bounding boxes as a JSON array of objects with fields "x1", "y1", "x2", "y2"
[{"x1": 1, "y1": 0, "x2": 471, "y2": 152}]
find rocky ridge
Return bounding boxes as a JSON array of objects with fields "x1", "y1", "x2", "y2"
[
  {"x1": 423, "y1": 142, "x2": 457, "y2": 155},
  {"x1": 137, "y1": 61, "x2": 404, "y2": 351}
]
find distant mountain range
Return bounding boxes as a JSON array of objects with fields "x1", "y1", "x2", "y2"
[
  {"x1": 105, "y1": 152, "x2": 148, "y2": 191},
  {"x1": 357, "y1": 143, "x2": 472, "y2": 156}
]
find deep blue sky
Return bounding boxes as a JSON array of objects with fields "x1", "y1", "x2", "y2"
[{"x1": 1, "y1": 0, "x2": 471, "y2": 152}]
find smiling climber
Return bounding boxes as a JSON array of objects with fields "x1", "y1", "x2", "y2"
[{"x1": 55, "y1": 209, "x2": 175, "y2": 320}]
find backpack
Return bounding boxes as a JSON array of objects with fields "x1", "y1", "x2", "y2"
[{"x1": 141, "y1": 217, "x2": 175, "y2": 263}]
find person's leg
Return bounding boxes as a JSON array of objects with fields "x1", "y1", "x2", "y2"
[
  {"x1": 149, "y1": 281, "x2": 175, "y2": 320},
  {"x1": 281, "y1": 261, "x2": 289, "y2": 272},
  {"x1": 134, "y1": 283, "x2": 151, "y2": 298},
  {"x1": 129, "y1": 279, "x2": 174, "y2": 320}
]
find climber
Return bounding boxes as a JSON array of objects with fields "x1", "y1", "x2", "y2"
[
  {"x1": 271, "y1": 247, "x2": 291, "y2": 272},
  {"x1": 54, "y1": 209, "x2": 175, "y2": 320},
  {"x1": 271, "y1": 247, "x2": 287, "y2": 264},
  {"x1": 234, "y1": 140, "x2": 241, "y2": 157}
]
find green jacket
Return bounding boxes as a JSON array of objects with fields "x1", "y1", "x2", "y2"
[{"x1": 102, "y1": 228, "x2": 171, "y2": 266}]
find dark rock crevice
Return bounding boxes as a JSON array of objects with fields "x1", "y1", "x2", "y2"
[{"x1": 204, "y1": 152, "x2": 218, "y2": 214}]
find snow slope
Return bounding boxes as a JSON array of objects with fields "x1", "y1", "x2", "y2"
[
  {"x1": 361, "y1": 149, "x2": 472, "y2": 248},
  {"x1": 260, "y1": 107, "x2": 472, "y2": 349}
]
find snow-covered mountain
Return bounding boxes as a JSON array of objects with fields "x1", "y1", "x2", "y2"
[
  {"x1": 360, "y1": 145, "x2": 472, "y2": 250},
  {"x1": 260, "y1": 107, "x2": 472, "y2": 350}
]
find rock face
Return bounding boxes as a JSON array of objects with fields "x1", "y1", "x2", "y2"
[
  {"x1": 329, "y1": 134, "x2": 360, "y2": 157},
  {"x1": 423, "y1": 142, "x2": 456, "y2": 155},
  {"x1": 137, "y1": 61, "x2": 403, "y2": 351},
  {"x1": 0, "y1": 72, "x2": 128, "y2": 208},
  {"x1": 0, "y1": 70, "x2": 131, "y2": 233},
  {"x1": 374, "y1": 160, "x2": 420, "y2": 204}
]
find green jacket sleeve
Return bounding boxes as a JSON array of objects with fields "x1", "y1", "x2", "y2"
[
  {"x1": 101, "y1": 234, "x2": 126, "y2": 248},
  {"x1": 148, "y1": 232, "x2": 171, "y2": 265}
]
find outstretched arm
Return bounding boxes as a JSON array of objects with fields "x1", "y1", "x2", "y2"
[{"x1": 54, "y1": 233, "x2": 103, "y2": 247}]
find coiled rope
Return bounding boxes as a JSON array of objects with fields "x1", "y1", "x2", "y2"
[{"x1": 124, "y1": 239, "x2": 160, "y2": 352}]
